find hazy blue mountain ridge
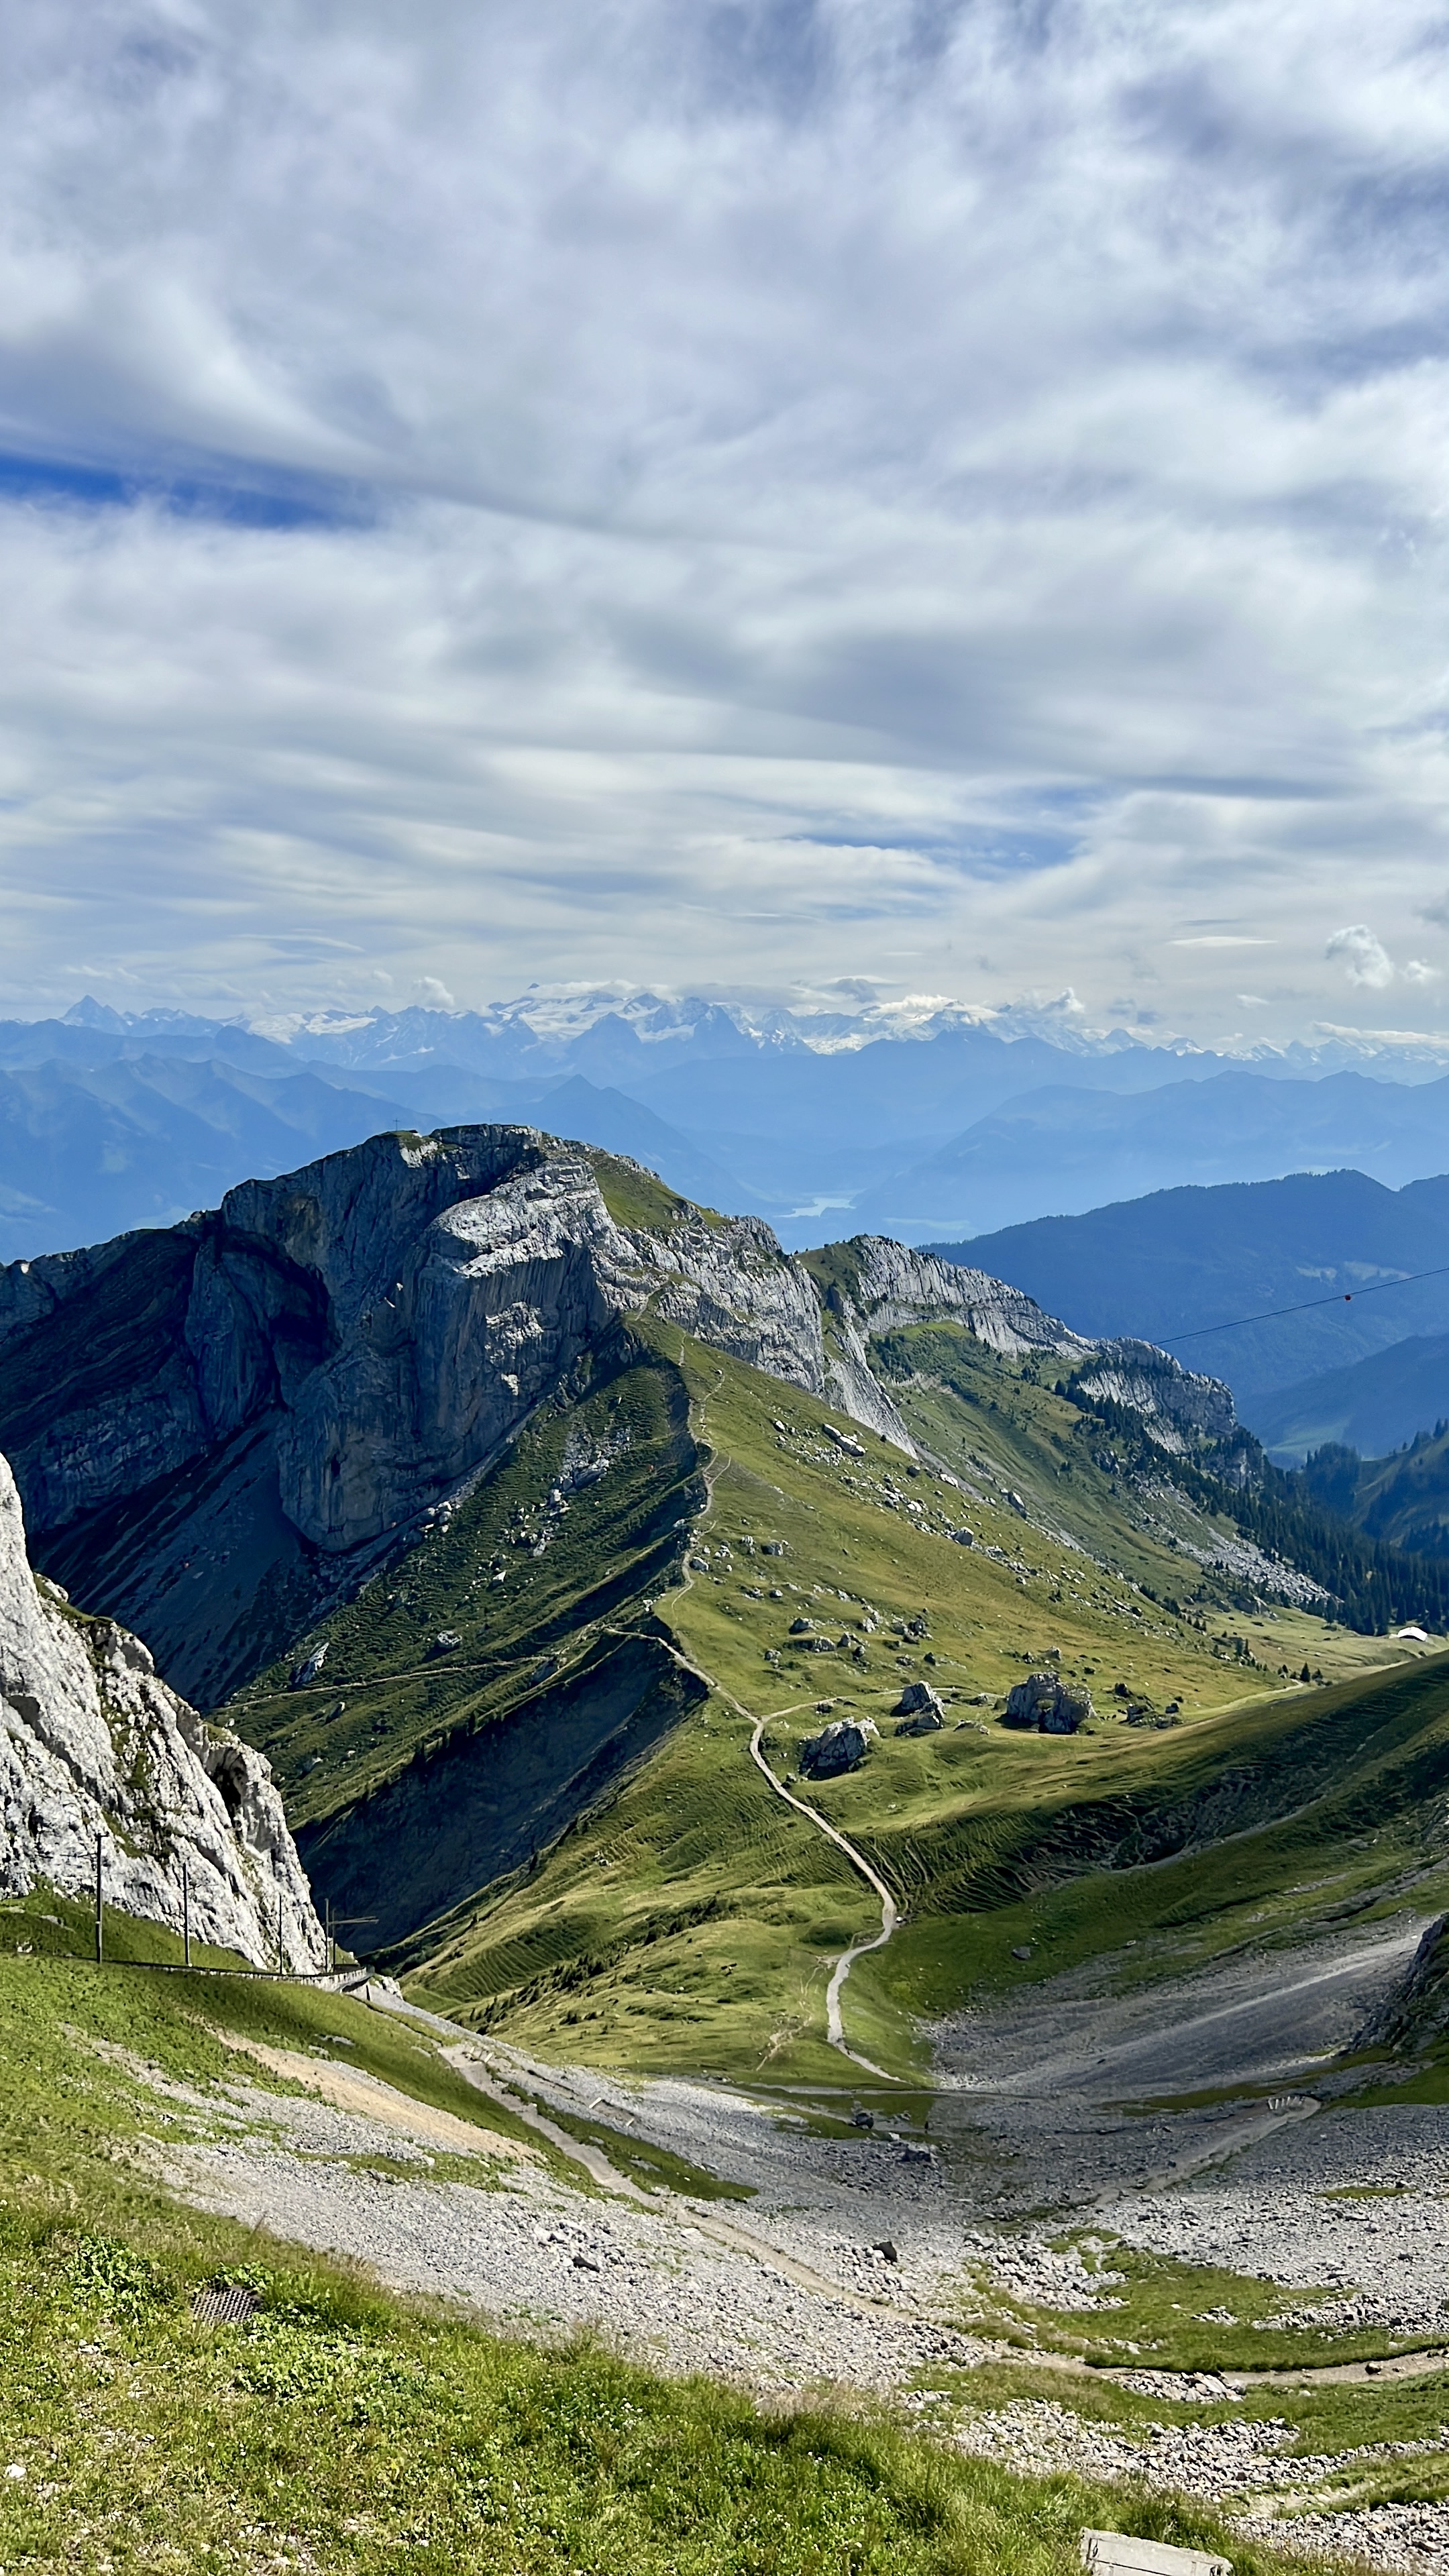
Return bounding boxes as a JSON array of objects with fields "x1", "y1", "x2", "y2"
[
  {"x1": 7, "y1": 995, "x2": 1449, "y2": 1275},
  {"x1": 933, "y1": 1169, "x2": 1449, "y2": 1405},
  {"x1": 859, "y1": 1069, "x2": 1449, "y2": 1240},
  {"x1": 1250, "y1": 1335, "x2": 1449, "y2": 1464}
]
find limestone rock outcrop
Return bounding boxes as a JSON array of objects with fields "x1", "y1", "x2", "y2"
[
  {"x1": 806, "y1": 1235, "x2": 1094, "y2": 1451},
  {"x1": 894, "y1": 1681, "x2": 945, "y2": 1734},
  {"x1": 798, "y1": 1717, "x2": 878, "y2": 1778},
  {"x1": 0, "y1": 1452, "x2": 325, "y2": 1969},
  {"x1": 1003, "y1": 1672, "x2": 1095, "y2": 1734},
  {"x1": 1067, "y1": 1340, "x2": 1238, "y2": 1454}
]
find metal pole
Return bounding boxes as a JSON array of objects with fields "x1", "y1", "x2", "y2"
[
  {"x1": 182, "y1": 1861, "x2": 191, "y2": 1970},
  {"x1": 95, "y1": 1833, "x2": 103, "y2": 1966}
]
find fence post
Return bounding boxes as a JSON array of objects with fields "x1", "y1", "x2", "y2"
[
  {"x1": 95, "y1": 1833, "x2": 103, "y2": 1966},
  {"x1": 182, "y1": 1860, "x2": 191, "y2": 1970}
]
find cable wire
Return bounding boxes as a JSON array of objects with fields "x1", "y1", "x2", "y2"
[{"x1": 1159, "y1": 1261, "x2": 1449, "y2": 1348}]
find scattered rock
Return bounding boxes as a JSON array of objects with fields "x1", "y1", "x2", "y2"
[{"x1": 895, "y1": 1680, "x2": 945, "y2": 1719}]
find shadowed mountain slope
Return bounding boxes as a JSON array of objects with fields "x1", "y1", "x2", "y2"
[
  {"x1": 932, "y1": 1168, "x2": 1449, "y2": 1402},
  {"x1": 1251, "y1": 1334, "x2": 1449, "y2": 1464}
]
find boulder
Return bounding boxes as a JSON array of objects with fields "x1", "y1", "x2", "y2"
[
  {"x1": 894, "y1": 1679, "x2": 943, "y2": 1715},
  {"x1": 894, "y1": 1680, "x2": 945, "y2": 1735},
  {"x1": 798, "y1": 1717, "x2": 877, "y2": 1778},
  {"x1": 1004, "y1": 1673, "x2": 1094, "y2": 1734}
]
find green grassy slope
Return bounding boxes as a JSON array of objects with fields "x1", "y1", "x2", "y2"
[
  {"x1": 395, "y1": 1320, "x2": 1436, "y2": 2080},
  {"x1": 0, "y1": 1915, "x2": 1313, "y2": 2576}
]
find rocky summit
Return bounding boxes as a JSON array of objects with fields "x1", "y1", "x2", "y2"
[
  {"x1": 0, "y1": 1449, "x2": 323, "y2": 1970},
  {"x1": 0, "y1": 1122, "x2": 1190, "y2": 1708}
]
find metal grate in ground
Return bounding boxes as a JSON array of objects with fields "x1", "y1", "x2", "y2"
[{"x1": 190, "y1": 2282, "x2": 262, "y2": 2326}]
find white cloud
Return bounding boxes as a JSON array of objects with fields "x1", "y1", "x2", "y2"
[
  {"x1": 2, "y1": 3, "x2": 1449, "y2": 1032},
  {"x1": 1326, "y1": 926, "x2": 1396, "y2": 989},
  {"x1": 1402, "y1": 957, "x2": 1441, "y2": 984}
]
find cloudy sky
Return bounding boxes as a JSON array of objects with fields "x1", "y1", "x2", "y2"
[{"x1": 3, "y1": 0, "x2": 1449, "y2": 1041}]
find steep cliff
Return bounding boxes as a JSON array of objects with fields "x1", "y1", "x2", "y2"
[
  {"x1": 800, "y1": 1234, "x2": 1093, "y2": 1450},
  {"x1": 0, "y1": 1452, "x2": 324, "y2": 1969},
  {"x1": 1067, "y1": 1340, "x2": 1240, "y2": 1454},
  {"x1": 0, "y1": 1123, "x2": 1236, "y2": 1709},
  {"x1": 0, "y1": 1130, "x2": 839, "y2": 1701}
]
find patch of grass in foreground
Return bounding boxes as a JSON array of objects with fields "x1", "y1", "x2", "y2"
[
  {"x1": 965, "y1": 2238, "x2": 1443, "y2": 2375},
  {"x1": 922, "y1": 2353, "x2": 1449, "y2": 2493},
  {"x1": 0, "y1": 1951, "x2": 1322, "y2": 2576},
  {"x1": 0, "y1": 2205, "x2": 1299, "y2": 2576}
]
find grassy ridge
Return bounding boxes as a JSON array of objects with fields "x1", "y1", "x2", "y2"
[{"x1": 401, "y1": 1321, "x2": 1430, "y2": 2078}]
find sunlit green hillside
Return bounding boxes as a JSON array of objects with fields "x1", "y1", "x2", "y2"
[{"x1": 374, "y1": 1318, "x2": 1438, "y2": 2080}]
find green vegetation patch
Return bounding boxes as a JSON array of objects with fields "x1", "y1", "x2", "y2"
[
  {"x1": 589, "y1": 1148, "x2": 721, "y2": 1233},
  {"x1": 0, "y1": 1951, "x2": 1311, "y2": 2576},
  {"x1": 500, "y1": 2082, "x2": 757, "y2": 2201},
  {"x1": 959, "y1": 2237, "x2": 1438, "y2": 2375}
]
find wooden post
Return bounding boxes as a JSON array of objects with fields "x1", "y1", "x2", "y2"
[
  {"x1": 95, "y1": 1834, "x2": 103, "y2": 1966},
  {"x1": 276, "y1": 1894, "x2": 284, "y2": 1976},
  {"x1": 182, "y1": 1861, "x2": 191, "y2": 1970}
]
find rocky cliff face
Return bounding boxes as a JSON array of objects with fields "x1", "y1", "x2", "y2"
[
  {"x1": 804, "y1": 1234, "x2": 1094, "y2": 1451},
  {"x1": 0, "y1": 1452, "x2": 324, "y2": 1968},
  {"x1": 0, "y1": 1123, "x2": 1238, "y2": 1705},
  {"x1": 0, "y1": 1130, "x2": 843, "y2": 1699},
  {"x1": 1068, "y1": 1339, "x2": 1239, "y2": 1454},
  {"x1": 843, "y1": 1236, "x2": 1094, "y2": 1360}
]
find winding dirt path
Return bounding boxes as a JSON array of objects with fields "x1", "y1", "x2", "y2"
[{"x1": 747, "y1": 1717, "x2": 899, "y2": 2076}]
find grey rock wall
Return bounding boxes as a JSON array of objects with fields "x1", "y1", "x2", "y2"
[
  {"x1": 1070, "y1": 1339, "x2": 1238, "y2": 1453},
  {"x1": 0, "y1": 1450, "x2": 325, "y2": 1969},
  {"x1": 0, "y1": 1123, "x2": 1240, "y2": 1705}
]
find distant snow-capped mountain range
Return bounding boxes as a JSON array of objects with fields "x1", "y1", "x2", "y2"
[
  {"x1": 5, "y1": 987, "x2": 1449, "y2": 1457},
  {"x1": 58, "y1": 982, "x2": 1449, "y2": 1076}
]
